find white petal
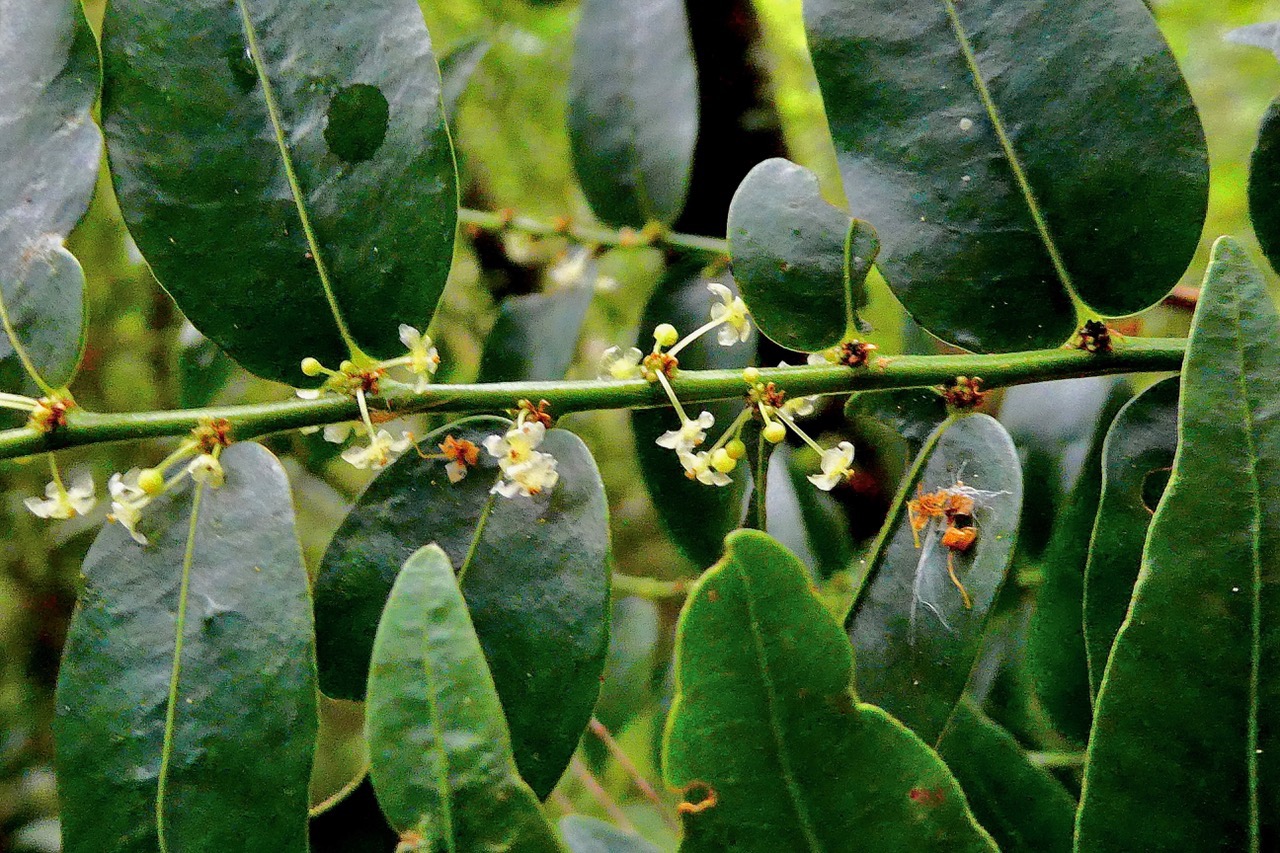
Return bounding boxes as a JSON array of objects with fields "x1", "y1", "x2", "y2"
[{"x1": 399, "y1": 323, "x2": 422, "y2": 349}]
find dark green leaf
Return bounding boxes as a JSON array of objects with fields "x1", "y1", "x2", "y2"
[
  {"x1": 1250, "y1": 96, "x2": 1280, "y2": 276},
  {"x1": 568, "y1": 0, "x2": 697, "y2": 226},
  {"x1": 1082, "y1": 376, "x2": 1179, "y2": 697},
  {"x1": 101, "y1": 0, "x2": 457, "y2": 385},
  {"x1": 592, "y1": 596, "x2": 660, "y2": 739},
  {"x1": 663, "y1": 529, "x2": 996, "y2": 852},
  {"x1": 0, "y1": 0, "x2": 100, "y2": 394},
  {"x1": 1077, "y1": 237, "x2": 1280, "y2": 850},
  {"x1": 366, "y1": 545, "x2": 562, "y2": 851},
  {"x1": 54, "y1": 443, "x2": 316, "y2": 853},
  {"x1": 560, "y1": 816, "x2": 660, "y2": 853},
  {"x1": 439, "y1": 37, "x2": 490, "y2": 124},
  {"x1": 766, "y1": 444, "x2": 853, "y2": 580},
  {"x1": 727, "y1": 158, "x2": 877, "y2": 351},
  {"x1": 846, "y1": 388, "x2": 950, "y2": 458},
  {"x1": 847, "y1": 414, "x2": 1023, "y2": 745},
  {"x1": 632, "y1": 264, "x2": 755, "y2": 567},
  {"x1": 314, "y1": 417, "x2": 609, "y2": 798},
  {"x1": 804, "y1": 0, "x2": 1208, "y2": 351},
  {"x1": 936, "y1": 699, "x2": 1075, "y2": 853},
  {"x1": 177, "y1": 323, "x2": 236, "y2": 408},
  {"x1": 477, "y1": 285, "x2": 593, "y2": 382}
]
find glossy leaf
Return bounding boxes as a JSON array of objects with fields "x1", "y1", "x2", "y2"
[
  {"x1": 937, "y1": 699, "x2": 1076, "y2": 853},
  {"x1": 568, "y1": 0, "x2": 697, "y2": 226},
  {"x1": 663, "y1": 529, "x2": 996, "y2": 852},
  {"x1": 0, "y1": 0, "x2": 101, "y2": 393},
  {"x1": 477, "y1": 285, "x2": 593, "y2": 382},
  {"x1": 765, "y1": 444, "x2": 853, "y2": 580},
  {"x1": 1082, "y1": 376, "x2": 1179, "y2": 697},
  {"x1": 560, "y1": 816, "x2": 661, "y2": 853},
  {"x1": 592, "y1": 596, "x2": 660, "y2": 739},
  {"x1": 314, "y1": 417, "x2": 609, "y2": 797},
  {"x1": 177, "y1": 323, "x2": 237, "y2": 408},
  {"x1": 54, "y1": 443, "x2": 316, "y2": 853},
  {"x1": 1077, "y1": 238, "x2": 1280, "y2": 850},
  {"x1": 847, "y1": 414, "x2": 1023, "y2": 745},
  {"x1": 440, "y1": 37, "x2": 491, "y2": 123},
  {"x1": 366, "y1": 545, "x2": 562, "y2": 851},
  {"x1": 846, "y1": 388, "x2": 950, "y2": 458},
  {"x1": 727, "y1": 158, "x2": 877, "y2": 351},
  {"x1": 1250, "y1": 96, "x2": 1280, "y2": 276},
  {"x1": 632, "y1": 264, "x2": 755, "y2": 567},
  {"x1": 101, "y1": 0, "x2": 458, "y2": 385},
  {"x1": 804, "y1": 0, "x2": 1208, "y2": 352}
]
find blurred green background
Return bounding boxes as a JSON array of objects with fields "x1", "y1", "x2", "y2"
[{"x1": 3, "y1": 0, "x2": 1280, "y2": 848}]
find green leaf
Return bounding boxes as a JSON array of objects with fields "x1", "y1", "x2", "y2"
[
  {"x1": 314, "y1": 417, "x2": 609, "y2": 798},
  {"x1": 365, "y1": 545, "x2": 562, "y2": 852},
  {"x1": 727, "y1": 158, "x2": 877, "y2": 351},
  {"x1": 663, "y1": 529, "x2": 996, "y2": 852},
  {"x1": 101, "y1": 0, "x2": 458, "y2": 385},
  {"x1": 1076, "y1": 237, "x2": 1280, "y2": 850},
  {"x1": 936, "y1": 699, "x2": 1076, "y2": 853},
  {"x1": 568, "y1": 0, "x2": 698, "y2": 227},
  {"x1": 846, "y1": 388, "x2": 950, "y2": 458},
  {"x1": 632, "y1": 264, "x2": 755, "y2": 567},
  {"x1": 1250, "y1": 97, "x2": 1280, "y2": 276},
  {"x1": 477, "y1": 285, "x2": 593, "y2": 382},
  {"x1": 177, "y1": 323, "x2": 237, "y2": 408},
  {"x1": 847, "y1": 414, "x2": 1023, "y2": 745},
  {"x1": 803, "y1": 0, "x2": 1208, "y2": 352},
  {"x1": 1082, "y1": 376, "x2": 1178, "y2": 697},
  {"x1": 54, "y1": 443, "x2": 316, "y2": 853},
  {"x1": 766, "y1": 444, "x2": 853, "y2": 580},
  {"x1": 560, "y1": 816, "x2": 660, "y2": 853},
  {"x1": 0, "y1": 0, "x2": 101, "y2": 394},
  {"x1": 592, "y1": 596, "x2": 660, "y2": 739},
  {"x1": 440, "y1": 37, "x2": 491, "y2": 124}
]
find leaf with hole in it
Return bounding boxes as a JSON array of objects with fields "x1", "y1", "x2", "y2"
[
  {"x1": 1082, "y1": 376, "x2": 1178, "y2": 697},
  {"x1": 365, "y1": 545, "x2": 562, "y2": 852},
  {"x1": 54, "y1": 443, "x2": 316, "y2": 853},
  {"x1": 803, "y1": 0, "x2": 1207, "y2": 352},
  {"x1": 560, "y1": 816, "x2": 660, "y2": 852},
  {"x1": 663, "y1": 529, "x2": 996, "y2": 852},
  {"x1": 314, "y1": 418, "x2": 609, "y2": 798},
  {"x1": 727, "y1": 158, "x2": 877, "y2": 352},
  {"x1": 568, "y1": 0, "x2": 697, "y2": 227},
  {"x1": 100, "y1": 0, "x2": 457, "y2": 386},
  {"x1": 1076, "y1": 238, "x2": 1280, "y2": 849},
  {"x1": 847, "y1": 414, "x2": 1023, "y2": 745},
  {"x1": 477, "y1": 286, "x2": 593, "y2": 382},
  {"x1": 936, "y1": 699, "x2": 1076, "y2": 853},
  {"x1": 0, "y1": 0, "x2": 101, "y2": 395},
  {"x1": 632, "y1": 263, "x2": 756, "y2": 567}
]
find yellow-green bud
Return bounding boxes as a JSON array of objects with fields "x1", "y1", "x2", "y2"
[
  {"x1": 653, "y1": 323, "x2": 679, "y2": 348},
  {"x1": 339, "y1": 359, "x2": 357, "y2": 374},
  {"x1": 726, "y1": 438, "x2": 747, "y2": 460},
  {"x1": 711, "y1": 448, "x2": 737, "y2": 473},
  {"x1": 301, "y1": 357, "x2": 324, "y2": 377},
  {"x1": 763, "y1": 421, "x2": 787, "y2": 444},
  {"x1": 138, "y1": 468, "x2": 165, "y2": 495},
  {"x1": 742, "y1": 366, "x2": 761, "y2": 384}
]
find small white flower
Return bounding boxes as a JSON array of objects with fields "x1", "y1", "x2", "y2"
[
  {"x1": 808, "y1": 441, "x2": 856, "y2": 491},
  {"x1": 656, "y1": 411, "x2": 715, "y2": 454},
  {"x1": 323, "y1": 422, "x2": 356, "y2": 444},
  {"x1": 807, "y1": 351, "x2": 834, "y2": 366},
  {"x1": 341, "y1": 430, "x2": 412, "y2": 470},
  {"x1": 783, "y1": 395, "x2": 818, "y2": 418},
  {"x1": 678, "y1": 450, "x2": 733, "y2": 487},
  {"x1": 491, "y1": 450, "x2": 560, "y2": 498},
  {"x1": 549, "y1": 248, "x2": 592, "y2": 288},
  {"x1": 108, "y1": 469, "x2": 152, "y2": 544},
  {"x1": 187, "y1": 454, "x2": 225, "y2": 488},
  {"x1": 483, "y1": 420, "x2": 547, "y2": 471},
  {"x1": 598, "y1": 346, "x2": 644, "y2": 381},
  {"x1": 24, "y1": 473, "x2": 96, "y2": 520},
  {"x1": 707, "y1": 282, "x2": 751, "y2": 346},
  {"x1": 399, "y1": 324, "x2": 440, "y2": 392},
  {"x1": 295, "y1": 387, "x2": 325, "y2": 400}
]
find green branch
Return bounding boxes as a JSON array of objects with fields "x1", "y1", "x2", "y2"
[
  {"x1": 457, "y1": 207, "x2": 729, "y2": 258},
  {"x1": 0, "y1": 338, "x2": 1184, "y2": 461}
]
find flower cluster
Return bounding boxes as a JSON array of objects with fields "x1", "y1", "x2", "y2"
[
  {"x1": 108, "y1": 445, "x2": 227, "y2": 545},
  {"x1": 482, "y1": 414, "x2": 560, "y2": 498}
]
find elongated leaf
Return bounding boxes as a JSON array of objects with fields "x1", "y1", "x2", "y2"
[
  {"x1": 1082, "y1": 376, "x2": 1179, "y2": 697},
  {"x1": 54, "y1": 443, "x2": 316, "y2": 853},
  {"x1": 937, "y1": 699, "x2": 1076, "y2": 853},
  {"x1": 314, "y1": 418, "x2": 609, "y2": 797},
  {"x1": 664, "y1": 529, "x2": 996, "y2": 852},
  {"x1": 592, "y1": 596, "x2": 660, "y2": 740},
  {"x1": 568, "y1": 0, "x2": 697, "y2": 226},
  {"x1": 727, "y1": 158, "x2": 877, "y2": 351},
  {"x1": 1250, "y1": 97, "x2": 1280, "y2": 276},
  {"x1": 633, "y1": 264, "x2": 755, "y2": 567},
  {"x1": 847, "y1": 414, "x2": 1023, "y2": 745},
  {"x1": 804, "y1": 0, "x2": 1207, "y2": 351},
  {"x1": 560, "y1": 816, "x2": 660, "y2": 853},
  {"x1": 366, "y1": 545, "x2": 562, "y2": 851},
  {"x1": 1077, "y1": 237, "x2": 1280, "y2": 849},
  {"x1": 477, "y1": 286, "x2": 593, "y2": 382},
  {"x1": 101, "y1": 0, "x2": 457, "y2": 385},
  {"x1": 0, "y1": 0, "x2": 101, "y2": 393}
]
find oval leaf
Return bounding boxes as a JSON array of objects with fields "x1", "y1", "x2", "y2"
[
  {"x1": 1250, "y1": 96, "x2": 1280, "y2": 275},
  {"x1": 477, "y1": 286, "x2": 594, "y2": 382},
  {"x1": 101, "y1": 0, "x2": 458, "y2": 385},
  {"x1": 804, "y1": 0, "x2": 1208, "y2": 351},
  {"x1": 54, "y1": 443, "x2": 316, "y2": 852},
  {"x1": 568, "y1": 0, "x2": 698, "y2": 227},
  {"x1": 1076, "y1": 237, "x2": 1280, "y2": 849},
  {"x1": 847, "y1": 414, "x2": 1023, "y2": 745},
  {"x1": 366, "y1": 545, "x2": 562, "y2": 851},
  {"x1": 1081, "y1": 376, "x2": 1178, "y2": 697},
  {"x1": 727, "y1": 157, "x2": 877, "y2": 351},
  {"x1": 663, "y1": 529, "x2": 996, "y2": 852},
  {"x1": 314, "y1": 418, "x2": 609, "y2": 798},
  {"x1": 0, "y1": 0, "x2": 101, "y2": 393},
  {"x1": 560, "y1": 816, "x2": 661, "y2": 853}
]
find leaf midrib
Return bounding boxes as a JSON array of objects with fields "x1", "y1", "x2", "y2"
[{"x1": 414, "y1": 570, "x2": 458, "y2": 852}]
